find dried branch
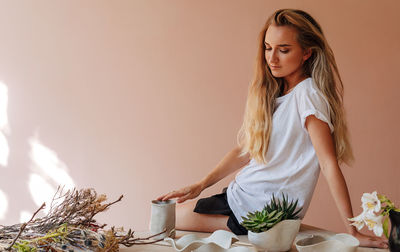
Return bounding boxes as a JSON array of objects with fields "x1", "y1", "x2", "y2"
[
  {"x1": 6, "y1": 202, "x2": 46, "y2": 250},
  {"x1": 119, "y1": 229, "x2": 167, "y2": 247},
  {"x1": 84, "y1": 195, "x2": 124, "y2": 226},
  {"x1": 0, "y1": 187, "x2": 161, "y2": 251}
]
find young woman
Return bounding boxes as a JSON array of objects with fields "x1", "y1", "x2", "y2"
[{"x1": 157, "y1": 9, "x2": 387, "y2": 248}]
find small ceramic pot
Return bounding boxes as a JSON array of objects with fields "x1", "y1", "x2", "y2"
[
  {"x1": 248, "y1": 219, "x2": 301, "y2": 252},
  {"x1": 150, "y1": 200, "x2": 176, "y2": 239},
  {"x1": 295, "y1": 233, "x2": 359, "y2": 252}
]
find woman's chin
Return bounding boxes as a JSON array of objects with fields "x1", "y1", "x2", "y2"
[
  {"x1": 268, "y1": 68, "x2": 285, "y2": 78},
  {"x1": 270, "y1": 72, "x2": 284, "y2": 78}
]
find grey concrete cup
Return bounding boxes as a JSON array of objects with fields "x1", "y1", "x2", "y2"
[{"x1": 150, "y1": 200, "x2": 176, "y2": 239}]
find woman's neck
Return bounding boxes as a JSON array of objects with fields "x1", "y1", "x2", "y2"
[{"x1": 282, "y1": 74, "x2": 309, "y2": 95}]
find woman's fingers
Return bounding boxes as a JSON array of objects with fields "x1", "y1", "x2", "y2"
[
  {"x1": 177, "y1": 193, "x2": 194, "y2": 204},
  {"x1": 366, "y1": 239, "x2": 388, "y2": 249},
  {"x1": 370, "y1": 238, "x2": 388, "y2": 249},
  {"x1": 161, "y1": 192, "x2": 181, "y2": 201},
  {"x1": 156, "y1": 192, "x2": 174, "y2": 201},
  {"x1": 157, "y1": 189, "x2": 188, "y2": 201},
  {"x1": 357, "y1": 233, "x2": 388, "y2": 249},
  {"x1": 156, "y1": 183, "x2": 202, "y2": 202},
  {"x1": 177, "y1": 188, "x2": 202, "y2": 203},
  {"x1": 156, "y1": 194, "x2": 167, "y2": 201}
]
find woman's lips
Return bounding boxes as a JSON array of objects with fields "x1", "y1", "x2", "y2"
[{"x1": 269, "y1": 65, "x2": 281, "y2": 69}]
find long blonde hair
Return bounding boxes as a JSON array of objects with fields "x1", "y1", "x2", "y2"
[{"x1": 238, "y1": 9, "x2": 354, "y2": 165}]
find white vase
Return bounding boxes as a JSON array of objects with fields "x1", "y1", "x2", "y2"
[
  {"x1": 150, "y1": 200, "x2": 176, "y2": 239},
  {"x1": 248, "y1": 219, "x2": 301, "y2": 252}
]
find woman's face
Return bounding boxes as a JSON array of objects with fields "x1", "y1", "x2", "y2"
[{"x1": 264, "y1": 24, "x2": 311, "y2": 82}]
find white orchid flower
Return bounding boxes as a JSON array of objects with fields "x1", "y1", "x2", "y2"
[
  {"x1": 363, "y1": 212, "x2": 383, "y2": 237},
  {"x1": 361, "y1": 191, "x2": 381, "y2": 213},
  {"x1": 348, "y1": 213, "x2": 365, "y2": 230}
]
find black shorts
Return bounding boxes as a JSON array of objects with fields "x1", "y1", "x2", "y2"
[{"x1": 193, "y1": 188, "x2": 248, "y2": 235}]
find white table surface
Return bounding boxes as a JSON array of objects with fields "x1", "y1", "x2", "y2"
[{"x1": 119, "y1": 224, "x2": 388, "y2": 252}]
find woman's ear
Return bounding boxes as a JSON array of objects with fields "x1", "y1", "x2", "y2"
[{"x1": 303, "y1": 48, "x2": 312, "y2": 61}]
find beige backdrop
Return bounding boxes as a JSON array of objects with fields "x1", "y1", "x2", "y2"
[{"x1": 0, "y1": 0, "x2": 399, "y2": 235}]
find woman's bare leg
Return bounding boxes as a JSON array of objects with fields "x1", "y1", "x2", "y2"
[{"x1": 176, "y1": 200, "x2": 230, "y2": 232}]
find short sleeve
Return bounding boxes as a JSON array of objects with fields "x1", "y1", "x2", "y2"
[{"x1": 298, "y1": 90, "x2": 334, "y2": 134}]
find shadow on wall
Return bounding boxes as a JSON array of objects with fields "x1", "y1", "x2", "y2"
[{"x1": 0, "y1": 81, "x2": 75, "y2": 222}]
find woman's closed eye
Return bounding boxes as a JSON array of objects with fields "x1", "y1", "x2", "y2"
[{"x1": 265, "y1": 47, "x2": 290, "y2": 54}]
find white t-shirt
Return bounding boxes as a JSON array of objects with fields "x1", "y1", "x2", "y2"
[{"x1": 227, "y1": 77, "x2": 334, "y2": 223}]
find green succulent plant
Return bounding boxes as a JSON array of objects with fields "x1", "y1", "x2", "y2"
[{"x1": 241, "y1": 193, "x2": 302, "y2": 233}]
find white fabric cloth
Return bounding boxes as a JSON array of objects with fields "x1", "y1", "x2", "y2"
[{"x1": 227, "y1": 77, "x2": 334, "y2": 223}]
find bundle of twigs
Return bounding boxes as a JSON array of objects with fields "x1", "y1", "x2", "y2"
[{"x1": 0, "y1": 187, "x2": 164, "y2": 251}]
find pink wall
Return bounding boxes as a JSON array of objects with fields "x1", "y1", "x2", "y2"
[{"x1": 0, "y1": 0, "x2": 399, "y2": 234}]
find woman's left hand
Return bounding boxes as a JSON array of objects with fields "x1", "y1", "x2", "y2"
[{"x1": 352, "y1": 231, "x2": 388, "y2": 249}]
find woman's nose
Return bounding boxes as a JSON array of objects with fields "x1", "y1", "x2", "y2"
[{"x1": 268, "y1": 50, "x2": 279, "y2": 64}]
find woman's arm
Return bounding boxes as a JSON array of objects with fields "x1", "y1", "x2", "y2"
[
  {"x1": 305, "y1": 115, "x2": 388, "y2": 248},
  {"x1": 157, "y1": 145, "x2": 250, "y2": 203},
  {"x1": 199, "y1": 145, "x2": 250, "y2": 190}
]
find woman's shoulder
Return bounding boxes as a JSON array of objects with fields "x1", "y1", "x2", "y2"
[
  {"x1": 294, "y1": 78, "x2": 329, "y2": 103},
  {"x1": 294, "y1": 78, "x2": 330, "y2": 108},
  {"x1": 295, "y1": 77, "x2": 318, "y2": 94}
]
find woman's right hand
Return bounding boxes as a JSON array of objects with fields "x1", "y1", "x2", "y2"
[{"x1": 156, "y1": 182, "x2": 204, "y2": 203}]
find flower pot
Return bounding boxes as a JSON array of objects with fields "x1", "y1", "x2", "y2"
[
  {"x1": 389, "y1": 210, "x2": 400, "y2": 252},
  {"x1": 150, "y1": 200, "x2": 176, "y2": 239},
  {"x1": 248, "y1": 219, "x2": 301, "y2": 252}
]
